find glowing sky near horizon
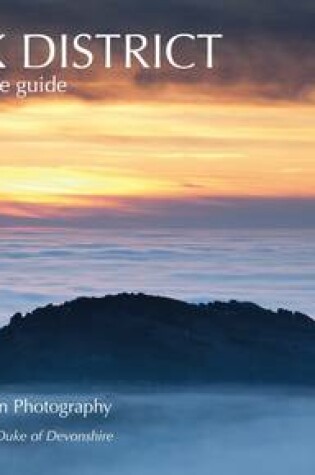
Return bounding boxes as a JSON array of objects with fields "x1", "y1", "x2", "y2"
[{"x1": 0, "y1": 96, "x2": 314, "y2": 221}]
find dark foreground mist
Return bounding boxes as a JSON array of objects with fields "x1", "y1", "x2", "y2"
[{"x1": 1, "y1": 387, "x2": 315, "y2": 474}]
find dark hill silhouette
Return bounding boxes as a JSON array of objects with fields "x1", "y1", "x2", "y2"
[{"x1": 1, "y1": 293, "x2": 315, "y2": 385}]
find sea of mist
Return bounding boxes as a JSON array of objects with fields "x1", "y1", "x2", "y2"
[
  {"x1": 0, "y1": 227, "x2": 314, "y2": 324},
  {"x1": 1, "y1": 228, "x2": 315, "y2": 473},
  {"x1": 1, "y1": 387, "x2": 315, "y2": 474}
]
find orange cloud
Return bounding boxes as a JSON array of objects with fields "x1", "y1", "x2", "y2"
[{"x1": 0, "y1": 97, "x2": 314, "y2": 222}]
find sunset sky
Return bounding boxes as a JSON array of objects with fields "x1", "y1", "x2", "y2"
[{"x1": 0, "y1": 0, "x2": 314, "y2": 228}]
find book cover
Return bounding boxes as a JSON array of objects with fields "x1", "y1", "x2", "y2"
[{"x1": 0, "y1": 1, "x2": 315, "y2": 474}]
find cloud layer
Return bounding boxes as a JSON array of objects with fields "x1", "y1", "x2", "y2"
[
  {"x1": 0, "y1": 0, "x2": 314, "y2": 102},
  {"x1": 1, "y1": 226, "x2": 314, "y2": 323},
  {"x1": 1, "y1": 197, "x2": 315, "y2": 229}
]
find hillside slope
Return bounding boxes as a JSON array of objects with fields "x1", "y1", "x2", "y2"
[{"x1": 1, "y1": 293, "x2": 315, "y2": 385}]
